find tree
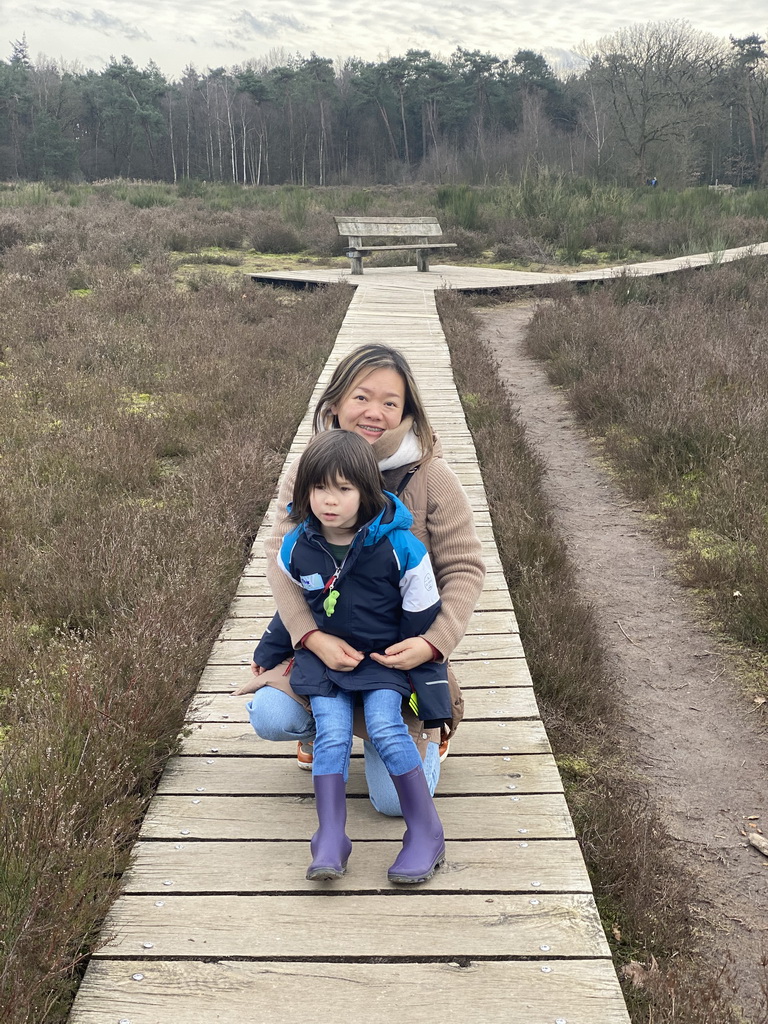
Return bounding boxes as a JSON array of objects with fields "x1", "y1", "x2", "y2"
[
  {"x1": 581, "y1": 20, "x2": 728, "y2": 183},
  {"x1": 729, "y1": 35, "x2": 768, "y2": 182}
]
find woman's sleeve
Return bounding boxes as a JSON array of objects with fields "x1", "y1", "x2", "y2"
[
  {"x1": 264, "y1": 459, "x2": 318, "y2": 648},
  {"x1": 420, "y1": 460, "x2": 486, "y2": 659}
]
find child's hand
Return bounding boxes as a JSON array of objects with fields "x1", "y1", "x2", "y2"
[
  {"x1": 370, "y1": 637, "x2": 432, "y2": 671},
  {"x1": 231, "y1": 662, "x2": 265, "y2": 695}
]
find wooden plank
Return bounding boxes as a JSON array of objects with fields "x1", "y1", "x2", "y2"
[
  {"x1": 179, "y1": 719, "x2": 550, "y2": 756},
  {"x1": 191, "y1": 686, "x2": 539, "y2": 723},
  {"x1": 156, "y1": 753, "x2": 563, "y2": 796},
  {"x1": 216, "y1": 609, "x2": 517, "y2": 642},
  {"x1": 334, "y1": 216, "x2": 444, "y2": 236},
  {"x1": 204, "y1": 630, "x2": 524, "y2": 664},
  {"x1": 71, "y1": 959, "x2": 630, "y2": 1024},
  {"x1": 196, "y1": 656, "x2": 533, "y2": 692},
  {"x1": 122, "y1": 837, "x2": 587, "y2": 893},
  {"x1": 228, "y1": 583, "x2": 513, "y2": 616},
  {"x1": 97, "y1": 892, "x2": 608, "y2": 959},
  {"x1": 138, "y1": 793, "x2": 573, "y2": 841}
]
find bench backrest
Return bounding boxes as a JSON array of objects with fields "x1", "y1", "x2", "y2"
[{"x1": 333, "y1": 216, "x2": 443, "y2": 239}]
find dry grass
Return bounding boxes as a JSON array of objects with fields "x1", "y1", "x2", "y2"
[
  {"x1": 0, "y1": 213, "x2": 348, "y2": 1022},
  {"x1": 526, "y1": 260, "x2": 768, "y2": 677},
  {"x1": 440, "y1": 290, "x2": 746, "y2": 1024}
]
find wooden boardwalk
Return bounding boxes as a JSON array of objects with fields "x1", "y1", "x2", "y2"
[
  {"x1": 250, "y1": 240, "x2": 768, "y2": 293},
  {"x1": 69, "y1": 284, "x2": 631, "y2": 1023}
]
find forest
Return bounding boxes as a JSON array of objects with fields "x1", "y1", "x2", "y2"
[{"x1": 1, "y1": 21, "x2": 767, "y2": 189}]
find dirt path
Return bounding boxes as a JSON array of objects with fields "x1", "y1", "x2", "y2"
[{"x1": 477, "y1": 302, "x2": 768, "y2": 1020}]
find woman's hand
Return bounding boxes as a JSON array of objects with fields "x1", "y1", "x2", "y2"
[
  {"x1": 303, "y1": 631, "x2": 364, "y2": 671},
  {"x1": 369, "y1": 636, "x2": 433, "y2": 672},
  {"x1": 231, "y1": 662, "x2": 264, "y2": 695}
]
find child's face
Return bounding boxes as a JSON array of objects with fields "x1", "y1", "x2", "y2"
[{"x1": 310, "y1": 475, "x2": 362, "y2": 539}]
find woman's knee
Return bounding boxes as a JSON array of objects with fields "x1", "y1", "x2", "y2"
[{"x1": 245, "y1": 687, "x2": 314, "y2": 741}]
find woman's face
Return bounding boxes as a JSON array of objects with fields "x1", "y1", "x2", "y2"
[{"x1": 330, "y1": 368, "x2": 406, "y2": 444}]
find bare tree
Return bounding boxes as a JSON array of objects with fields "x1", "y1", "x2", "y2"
[{"x1": 580, "y1": 20, "x2": 728, "y2": 183}]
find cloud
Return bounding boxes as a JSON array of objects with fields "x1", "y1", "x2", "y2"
[
  {"x1": 30, "y1": 6, "x2": 152, "y2": 41},
  {"x1": 233, "y1": 9, "x2": 307, "y2": 38}
]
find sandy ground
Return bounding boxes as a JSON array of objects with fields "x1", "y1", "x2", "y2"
[{"x1": 477, "y1": 302, "x2": 768, "y2": 1020}]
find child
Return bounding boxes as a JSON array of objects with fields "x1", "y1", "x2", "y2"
[{"x1": 252, "y1": 430, "x2": 451, "y2": 884}]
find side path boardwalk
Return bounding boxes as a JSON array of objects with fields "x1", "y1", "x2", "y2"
[{"x1": 69, "y1": 284, "x2": 631, "y2": 1024}]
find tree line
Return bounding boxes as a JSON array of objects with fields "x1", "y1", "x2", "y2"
[{"x1": 1, "y1": 21, "x2": 767, "y2": 188}]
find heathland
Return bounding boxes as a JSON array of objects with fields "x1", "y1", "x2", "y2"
[{"x1": 1, "y1": 180, "x2": 767, "y2": 1023}]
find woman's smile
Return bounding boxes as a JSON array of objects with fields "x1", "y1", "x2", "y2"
[{"x1": 330, "y1": 368, "x2": 406, "y2": 444}]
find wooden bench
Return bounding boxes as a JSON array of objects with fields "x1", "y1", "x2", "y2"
[{"x1": 334, "y1": 216, "x2": 457, "y2": 275}]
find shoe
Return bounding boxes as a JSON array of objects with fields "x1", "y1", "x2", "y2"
[
  {"x1": 438, "y1": 736, "x2": 450, "y2": 763},
  {"x1": 297, "y1": 740, "x2": 313, "y2": 771},
  {"x1": 306, "y1": 773, "x2": 352, "y2": 880},
  {"x1": 387, "y1": 765, "x2": 445, "y2": 885}
]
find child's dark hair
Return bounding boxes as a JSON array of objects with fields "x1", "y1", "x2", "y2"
[{"x1": 289, "y1": 431, "x2": 387, "y2": 528}]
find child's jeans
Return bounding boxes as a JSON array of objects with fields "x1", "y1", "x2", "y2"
[
  {"x1": 310, "y1": 687, "x2": 422, "y2": 781},
  {"x1": 245, "y1": 685, "x2": 439, "y2": 815}
]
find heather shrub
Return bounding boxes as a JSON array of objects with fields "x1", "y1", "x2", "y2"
[
  {"x1": 444, "y1": 226, "x2": 485, "y2": 259},
  {"x1": 249, "y1": 212, "x2": 302, "y2": 253},
  {"x1": 526, "y1": 258, "x2": 768, "y2": 650},
  {"x1": 0, "y1": 216, "x2": 25, "y2": 250},
  {"x1": 0, "y1": 241, "x2": 349, "y2": 1021}
]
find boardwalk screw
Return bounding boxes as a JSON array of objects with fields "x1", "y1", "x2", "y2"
[
  {"x1": 142, "y1": 942, "x2": 154, "y2": 949},
  {"x1": 154, "y1": 902, "x2": 165, "y2": 907},
  {"x1": 540, "y1": 945, "x2": 550, "y2": 951},
  {"x1": 530, "y1": 899, "x2": 540, "y2": 905},
  {"x1": 541, "y1": 966, "x2": 552, "y2": 973},
  {"x1": 131, "y1": 974, "x2": 144, "y2": 982},
  {"x1": 532, "y1": 881, "x2": 541, "y2": 887}
]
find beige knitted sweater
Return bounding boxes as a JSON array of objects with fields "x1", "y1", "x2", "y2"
[{"x1": 264, "y1": 423, "x2": 486, "y2": 660}]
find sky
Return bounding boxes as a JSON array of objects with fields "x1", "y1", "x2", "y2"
[{"x1": 5, "y1": 0, "x2": 767, "y2": 79}]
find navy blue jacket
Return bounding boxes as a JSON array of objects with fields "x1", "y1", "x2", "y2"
[{"x1": 254, "y1": 493, "x2": 451, "y2": 728}]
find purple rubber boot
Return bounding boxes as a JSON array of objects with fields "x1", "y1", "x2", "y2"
[
  {"x1": 387, "y1": 765, "x2": 445, "y2": 884},
  {"x1": 306, "y1": 773, "x2": 352, "y2": 881}
]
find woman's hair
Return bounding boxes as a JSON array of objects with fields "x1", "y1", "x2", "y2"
[
  {"x1": 312, "y1": 344, "x2": 434, "y2": 458},
  {"x1": 289, "y1": 430, "x2": 387, "y2": 528}
]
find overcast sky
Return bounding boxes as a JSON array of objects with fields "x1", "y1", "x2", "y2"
[{"x1": 6, "y1": 0, "x2": 767, "y2": 78}]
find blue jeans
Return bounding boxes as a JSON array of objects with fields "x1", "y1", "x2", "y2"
[
  {"x1": 246, "y1": 685, "x2": 440, "y2": 816},
  {"x1": 310, "y1": 687, "x2": 421, "y2": 780}
]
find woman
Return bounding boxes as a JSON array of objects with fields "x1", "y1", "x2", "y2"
[{"x1": 238, "y1": 343, "x2": 485, "y2": 815}]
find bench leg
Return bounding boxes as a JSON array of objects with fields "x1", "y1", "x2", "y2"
[
  {"x1": 417, "y1": 249, "x2": 429, "y2": 272},
  {"x1": 349, "y1": 255, "x2": 364, "y2": 276}
]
